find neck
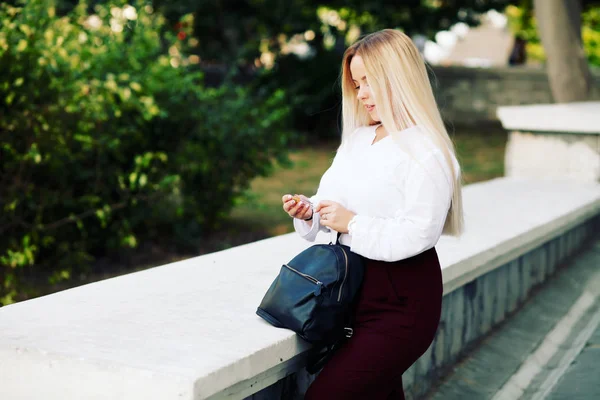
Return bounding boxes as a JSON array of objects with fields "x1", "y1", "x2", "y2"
[{"x1": 375, "y1": 124, "x2": 388, "y2": 137}]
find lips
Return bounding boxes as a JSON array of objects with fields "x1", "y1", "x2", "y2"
[{"x1": 365, "y1": 104, "x2": 375, "y2": 112}]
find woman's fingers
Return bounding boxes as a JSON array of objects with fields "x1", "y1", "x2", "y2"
[
  {"x1": 286, "y1": 200, "x2": 309, "y2": 218},
  {"x1": 292, "y1": 201, "x2": 311, "y2": 219},
  {"x1": 282, "y1": 198, "x2": 295, "y2": 213},
  {"x1": 317, "y1": 205, "x2": 335, "y2": 216},
  {"x1": 282, "y1": 194, "x2": 300, "y2": 213},
  {"x1": 282, "y1": 194, "x2": 313, "y2": 219},
  {"x1": 314, "y1": 200, "x2": 336, "y2": 213},
  {"x1": 298, "y1": 194, "x2": 312, "y2": 205},
  {"x1": 289, "y1": 201, "x2": 301, "y2": 216}
]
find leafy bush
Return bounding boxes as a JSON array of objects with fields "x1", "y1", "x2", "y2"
[
  {"x1": 154, "y1": 1, "x2": 516, "y2": 139},
  {"x1": 0, "y1": 0, "x2": 291, "y2": 305}
]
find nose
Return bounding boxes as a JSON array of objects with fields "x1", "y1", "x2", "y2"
[{"x1": 357, "y1": 86, "x2": 368, "y2": 101}]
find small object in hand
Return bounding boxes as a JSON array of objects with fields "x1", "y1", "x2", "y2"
[
  {"x1": 291, "y1": 195, "x2": 313, "y2": 220},
  {"x1": 293, "y1": 195, "x2": 312, "y2": 208}
]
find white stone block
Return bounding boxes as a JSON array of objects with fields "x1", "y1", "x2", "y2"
[
  {"x1": 497, "y1": 102, "x2": 600, "y2": 134},
  {"x1": 498, "y1": 102, "x2": 600, "y2": 182},
  {"x1": 504, "y1": 131, "x2": 600, "y2": 182}
]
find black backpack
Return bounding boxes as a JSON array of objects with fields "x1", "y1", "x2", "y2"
[{"x1": 256, "y1": 233, "x2": 365, "y2": 373}]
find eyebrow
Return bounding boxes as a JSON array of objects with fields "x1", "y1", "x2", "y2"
[{"x1": 351, "y1": 76, "x2": 367, "y2": 83}]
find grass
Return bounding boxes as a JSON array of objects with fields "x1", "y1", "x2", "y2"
[{"x1": 226, "y1": 124, "x2": 507, "y2": 238}]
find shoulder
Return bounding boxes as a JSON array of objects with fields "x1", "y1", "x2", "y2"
[
  {"x1": 345, "y1": 125, "x2": 375, "y2": 141},
  {"x1": 390, "y1": 126, "x2": 459, "y2": 177},
  {"x1": 389, "y1": 126, "x2": 436, "y2": 156},
  {"x1": 339, "y1": 125, "x2": 375, "y2": 151}
]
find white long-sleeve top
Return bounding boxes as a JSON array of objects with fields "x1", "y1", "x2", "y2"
[{"x1": 293, "y1": 124, "x2": 458, "y2": 262}]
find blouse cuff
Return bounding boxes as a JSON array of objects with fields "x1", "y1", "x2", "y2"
[
  {"x1": 293, "y1": 212, "x2": 322, "y2": 242},
  {"x1": 347, "y1": 214, "x2": 372, "y2": 255},
  {"x1": 347, "y1": 214, "x2": 358, "y2": 235}
]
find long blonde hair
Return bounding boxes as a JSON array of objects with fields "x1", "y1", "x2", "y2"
[{"x1": 340, "y1": 29, "x2": 464, "y2": 236}]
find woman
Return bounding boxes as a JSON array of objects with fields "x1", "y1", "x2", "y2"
[{"x1": 281, "y1": 29, "x2": 463, "y2": 399}]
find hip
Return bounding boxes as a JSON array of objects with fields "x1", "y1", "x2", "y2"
[
  {"x1": 353, "y1": 247, "x2": 443, "y2": 336},
  {"x1": 361, "y1": 247, "x2": 442, "y2": 298}
]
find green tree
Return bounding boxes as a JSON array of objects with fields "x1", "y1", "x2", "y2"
[
  {"x1": 507, "y1": 0, "x2": 599, "y2": 102},
  {"x1": 0, "y1": 0, "x2": 291, "y2": 305},
  {"x1": 150, "y1": 0, "x2": 516, "y2": 137}
]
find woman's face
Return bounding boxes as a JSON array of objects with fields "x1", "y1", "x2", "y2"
[{"x1": 350, "y1": 55, "x2": 380, "y2": 122}]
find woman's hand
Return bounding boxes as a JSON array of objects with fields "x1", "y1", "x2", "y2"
[
  {"x1": 282, "y1": 194, "x2": 313, "y2": 221},
  {"x1": 315, "y1": 200, "x2": 356, "y2": 233}
]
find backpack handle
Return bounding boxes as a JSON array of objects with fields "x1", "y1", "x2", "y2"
[{"x1": 330, "y1": 231, "x2": 342, "y2": 245}]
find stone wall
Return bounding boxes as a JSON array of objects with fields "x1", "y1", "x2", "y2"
[
  {"x1": 204, "y1": 63, "x2": 600, "y2": 129},
  {"x1": 430, "y1": 66, "x2": 600, "y2": 126},
  {"x1": 497, "y1": 102, "x2": 600, "y2": 183},
  {"x1": 246, "y1": 215, "x2": 600, "y2": 400}
]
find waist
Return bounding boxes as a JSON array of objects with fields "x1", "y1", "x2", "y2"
[
  {"x1": 334, "y1": 231, "x2": 351, "y2": 246},
  {"x1": 331, "y1": 230, "x2": 440, "y2": 266}
]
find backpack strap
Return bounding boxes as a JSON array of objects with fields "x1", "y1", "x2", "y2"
[
  {"x1": 329, "y1": 231, "x2": 343, "y2": 245},
  {"x1": 306, "y1": 339, "x2": 346, "y2": 374},
  {"x1": 307, "y1": 231, "x2": 355, "y2": 374},
  {"x1": 305, "y1": 316, "x2": 355, "y2": 374}
]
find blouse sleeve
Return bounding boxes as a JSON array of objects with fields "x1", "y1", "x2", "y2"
[
  {"x1": 293, "y1": 204, "x2": 328, "y2": 241},
  {"x1": 348, "y1": 150, "x2": 455, "y2": 261},
  {"x1": 293, "y1": 140, "x2": 351, "y2": 242}
]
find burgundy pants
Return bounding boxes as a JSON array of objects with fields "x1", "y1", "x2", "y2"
[{"x1": 305, "y1": 247, "x2": 443, "y2": 400}]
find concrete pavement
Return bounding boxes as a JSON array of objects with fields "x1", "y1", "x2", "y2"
[{"x1": 545, "y1": 315, "x2": 600, "y2": 399}]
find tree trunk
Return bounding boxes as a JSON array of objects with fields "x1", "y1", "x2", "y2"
[{"x1": 534, "y1": 0, "x2": 593, "y2": 102}]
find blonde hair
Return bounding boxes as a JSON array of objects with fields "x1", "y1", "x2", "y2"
[{"x1": 340, "y1": 29, "x2": 464, "y2": 236}]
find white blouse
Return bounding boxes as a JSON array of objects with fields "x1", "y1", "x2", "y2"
[{"x1": 293, "y1": 124, "x2": 458, "y2": 262}]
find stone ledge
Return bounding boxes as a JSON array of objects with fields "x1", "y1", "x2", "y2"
[
  {"x1": 0, "y1": 178, "x2": 599, "y2": 400},
  {"x1": 432, "y1": 65, "x2": 600, "y2": 80},
  {"x1": 440, "y1": 178, "x2": 600, "y2": 295},
  {"x1": 497, "y1": 102, "x2": 600, "y2": 134}
]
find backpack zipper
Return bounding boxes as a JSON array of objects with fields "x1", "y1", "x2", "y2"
[
  {"x1": 337, "y1": 247, "x2": 349, "y2": 302},
  {"x1": 283, "y1": 264, "x2": 324, "y2": 295}
]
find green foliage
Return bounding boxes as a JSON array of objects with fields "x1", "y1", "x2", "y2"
[
  {"x1": 505, "y1": 1, "x2": 600, "y2": 67},
  {"x1": 582, "y1": 6, "x2": 600, "y2": 67},
  {"x1": 0, "y1": 0, "x2": 291, "y2": 305},
  {"x1": 151, "y1": 0, "x2": 513, "y2": 138}
]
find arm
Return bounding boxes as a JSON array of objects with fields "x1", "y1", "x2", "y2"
[
  {"x1": 349, "y1": 151, "x2": 455, "y2": 261},
  {"x1": 292, "y1": 141, "x2": 351, "y2": 242}
]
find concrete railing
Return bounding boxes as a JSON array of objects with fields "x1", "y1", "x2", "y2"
[
  {"x1": 498, "y1": 101, "x2": 600, "y2": 183},
  {"x1": 1, "y1": 177, "x2": 599, "y2": 400}
]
